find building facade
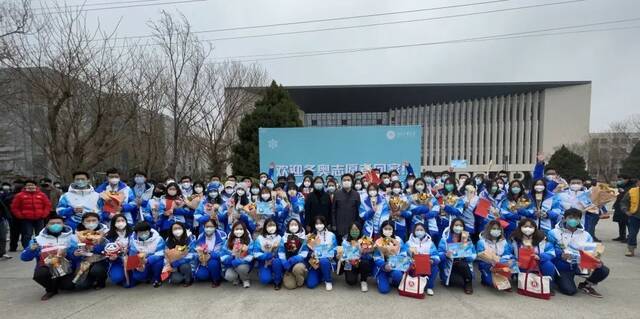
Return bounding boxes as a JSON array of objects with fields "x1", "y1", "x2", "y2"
[{"x1": 288, "y1": 82, "x2": 592, "y2": 174}]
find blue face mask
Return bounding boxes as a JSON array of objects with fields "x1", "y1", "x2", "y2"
[
  {"x1": 511, "y1": 187, "x2": 521, "y2": 194},
  {"x1": 566, "y1": 219, "x2": 580, "y2": 228},
  {"x1": 48, "y1": 224, "x2": 63, "y2": 233}
]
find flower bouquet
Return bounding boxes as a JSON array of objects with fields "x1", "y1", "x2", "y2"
[
  {"x1": 101, "y1": 191, "x2": 125, "y2": 218},
  {"x1": 41, "y1": 246, "x2": 71, "y2": 278},
  {"x1": 375, "y1": 237, "x2": 400, "y2": 257},
  {"x1": 162, "y1": 245, "x2": 189, "y2": 281},
  {"x1": 358, "y1": 236, "x2": 374, "y2": 254},
  {"x1": 232, "y1": 239, "x2": 249, "y2": 258},
  {"x1": 196, "y1": 244, "x2": 210, "y2": 266}
]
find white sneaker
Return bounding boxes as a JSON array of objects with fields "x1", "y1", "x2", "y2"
[
  {"x1": 360, "y1": 281, "x2": 368, "y2": 292},
  {"x1": 325, "y1": 282, "x2": 333, "y2": 291},
  {"x1": 427, "y1": 288, "x2": 434, "y2": 296},
  {"x1": 242, "y1": 280, "x2": 250, "y2": 288}
]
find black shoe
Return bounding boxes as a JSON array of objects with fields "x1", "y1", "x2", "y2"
[
  {"x1": 152, "y1": 281, "x2": 162, "y2": 288},
  {"x1": 41, "y1": 291, "x2": 57, "y2": 301},
  {"x1": 274, "y1": 283, "x2": 282, "y2": 290},
  {"x1": 613, "y1": 237, "x2": 624, "y2": 242}
]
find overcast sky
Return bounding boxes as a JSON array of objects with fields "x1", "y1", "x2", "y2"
[{"x1": 47, "y1": 0, "x2": 640, "y2": 132}]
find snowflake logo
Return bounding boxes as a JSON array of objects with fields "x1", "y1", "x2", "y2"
[
  {"x1": 268, "y1": 139, "x2": 279, "y2": 149},
  {"x1": 386, "y1": 130, "x2": 396, "y2": 140}
]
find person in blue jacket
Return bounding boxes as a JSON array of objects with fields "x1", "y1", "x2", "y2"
[
  {"x1": 221, "y1": 221, "x2": 254, "y2": 288},
  {"x1": 194, "y1": 184, "x2": 224, "y2": 234},
  {"x1": 261, "y1": 186, "x2": 289, "y2": 235},
  {"x1": 250, "y1": 181, "x2": 261, "y2": 203},
  {"x1": 476, "y1": 220, "x2": 514, "y2": 288},
  {"x1": 95, "y1": 168, "x2": 137, "y2": 226},
  {"x1": 359, "y1": 184, "x2": 390, "y2": 238},
  {"x1": 72, "y1": 212, "x2": 109, "y2": 290},
  {"x1": 338, "y1": 222, "x2": 374, "y2": 292},
  {"x1": 279, "y1": 219, "x2": 309, "y2": 290},
  {"x1": 510, "y1": 218, "x2": 556, "y2": 280},
  {"x1": 406, "y1": 222, "x2": 440, "y2": 296},
  {"x1": 408, "y1": 178, "x2": 441, "y2": 246},
  {"x1": 476, "y1": 179, "x2": 507, "y2": 240},
  {"x1": 192, "y1": 218, "x2": 226, "y2": 287},
  {"x1": 438, "y1": 218, "x2": 476, "y2": 294},
  {"x1": 438, "y1": 177, "x2": 465, "y2": 237},
  {"x1": 21, "y1": 214, "x2": 77, "y2": 300},
  {"x1": 218, "y1": 188, "x2": 256, "y2": 235},
  {"x1": 547, "y1": 208, "x2": 609, "y2": 297},
  {"x1": 373, "y1": 220, "x2": 408, "y2": 294},
  {"x1": 56, "y1": 171, "x2": 100, "y2": 230},
  {"x1": 129, "y1": 221, "x2": 165, "y2": 287},
  {"x1": 253, "y1": 218, "x2": 285, "y2": 290},
  {"x1": 104, "y1": 213, "x2": 133, "y2": 287},
  {"x1": 459, "y1": 182, "x2": 479, "y2": 239},
  {"x1": 284, "y1": 183, "x2": 305, "y2": 227},
  {"x1": 130, "y1": 171, "x2": 154, "y2": 222},
  {"x1": 387, "y1": 181, "x2": 413, "y2": 240},
  {"x1": 525, "y1": 179, "x2": 561, "y2": 235},
  {"x1": 499, "y1": 180, "x2": 529, "y2": 238},
  {"x1": 306, "y1": 215, "x2": 337, "y2": 291},
  {"x1": 148, "y1": 182, "x2": 192, "y2": 239},
  {"x1": 163, "y1": 222, "x2": 195, "y2": 286}
]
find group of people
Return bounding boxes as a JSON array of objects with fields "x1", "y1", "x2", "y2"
[{"x1": 3, "y1": 156, "x2": 631, "y2": 301}]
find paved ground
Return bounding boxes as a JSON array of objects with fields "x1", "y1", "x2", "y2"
[{"x1": 1, "y1": 220, "x2": 638, "y2": 319}]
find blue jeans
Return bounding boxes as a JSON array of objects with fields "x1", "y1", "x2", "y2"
[
  {"x1": 627, "y1": 215, "x2": 640, "y2": 248},
  {"x1": 555, "y1": 265, "x2": 609, "y2": 296},
  {"x1": 584, "y1": 213, "x2": 600, "y2": 239}
]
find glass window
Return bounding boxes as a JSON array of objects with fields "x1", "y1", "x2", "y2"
[{"x1": 311, "y1": 119, "x2": 317, "y2": 126}]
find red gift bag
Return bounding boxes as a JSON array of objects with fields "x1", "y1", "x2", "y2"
[
  {"x1": 474, "y1": 198, "x2": 491, "y2": 218},
  {"x1": 413, "y1": 254, "x2": 431, "y2": 276},
  {"x1": 518, "y1": 247, "x2": 537, "y2": 270},
  {"x1": 517, "y1": 259, "x2": 551, "y2": 300},
  {"x1": 579, "y1": 250, "x2": 601, "y2": 270},
  {"x1": 125, "y1": 255, "x2": 142, "y2": 271}
]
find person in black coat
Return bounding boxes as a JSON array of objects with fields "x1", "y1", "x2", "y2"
[
  {"x1": 332, "y1": 174, "x2": 362, "y2": 240},
  {"x1": 304, "y1": 176, "x2": 332, "y2": 233},
  {"x1": 613, "y1": 174, "x2": 635, "y2": 242}
]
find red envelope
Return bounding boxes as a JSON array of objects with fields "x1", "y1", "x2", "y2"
[
  {"x1": 413, "y1": 254, "x2": 431, "y2": 276},
  {"x1": 518, "y1": 247, "x2": 536, "y2": 270},
  {"x1": 125, "y1": 255, "x2": 142, "y2": 270},
  {"x1": 579, "y1": 250, "x2": 601, "y2": 270},
  {"x1": 474, "y1": 198, "x2": 491, "y2": 218},
  {"x1": 160, "y1": 270, "x2": 171, "y2": 282}
]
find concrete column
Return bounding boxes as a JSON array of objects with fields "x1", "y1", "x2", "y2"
[
  {"x1": 524, "y1": 93, "x2": 533, "y2": 164},
  {"x1": 504, "y1": 95, "x2": 512, "y2": 167},
  {"x1": 531, "y1": 91, "x2": 540, "y2": 160},
  {"x1": 466, "y1": 100, "x2": 472, "y2": 166}
]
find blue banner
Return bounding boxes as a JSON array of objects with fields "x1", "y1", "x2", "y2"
[{"x1": 259, "y1": 125, "x2": 422, "y2": 178}]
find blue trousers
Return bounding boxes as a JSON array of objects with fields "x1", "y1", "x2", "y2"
[
  {"x1": 584, "y1": 213, "x2": 600, "y2": 239},
  {"x1": 376, "y1": 269, "x2": 404, "y2": 294},
  {"x1": 258, "y1": 258, "x2": 284, "y2": 285},
  {"x1": 131, "y1": 255, "x2": 164, "y2": 284},
  {"x1": 426, "y1": 261, "x2": 440, "y2": 289},
  {"x1": 195, "y1": 258, "x2": 222, "y2": 283},
  {"x1": 306, "y1": 258, "x2": 332, "y2": 288},
  {"x1": 478, "y1": 261, "x2": 496, "y2": 286},
  {"x1": 555, "y1": 265, "x2": 610, "y2": 296}
]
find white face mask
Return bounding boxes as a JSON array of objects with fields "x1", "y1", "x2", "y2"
[
  {"x1": 251, "y1": 188, "x2": 260, "y2": 195},
  {"x1": 452, "y1": 225, "x2": 464, "y2": 234},
  {"x1": 225, "y1": 188, "x2": 234, "y2": 195},
  {"x1": 236, "y1": 189, "x2": 246, "y2": 196},
  {"x1": 382, "y1": 228, "x2": 393, "y2": 237},
  {"x1": 521, "y1": 227, "x2": 535, "y2": 236},
  {"x1": 194, "y1": 186, "x2": 204, "y2": 193},
  {"x1": 354, "y1": 184, "x2": 363, "y2": 190},
  {"x1": 415, "y1": 184, "x2": 425, "y2": 192},
  {"x1": 570, "y1": 184, "x2": 582, "y2": 191},
  {"x1": 490, "y1": 229, "x2": 502, "y2": 238},
  {"x1": 534, "y1": 185, "x2": 545, "y2": 192},
  {"x1": 260, "y1": 177, "x2": 267, "y2": 184},
  {"x1": 181, "y1": 182, "x2": 192, "y2": 189},
  {"x1": 315, "y1": 224, "x2": 325, "y2": 232},
  {"x1": 209, "y1": 191, "x2": 218, "y2": 198},
  {"x1": 83, "y1": 222, "x2": 98, "y2": 230},
  {"x1": 266, "y1": 183, "x2": 275, "y2": 189},
  {"x1": 115, "y1": 221, "x2": 127, "y2": 230},
  {"x1": 266, "y1": 225, "x2": 277, "y2": 234},
  {"x1": 172, "y1": 229, "x2": 184, "y2": 237},
  {"x1": 261, "y1": 194, "x2": 271, "y2": 200},
  {"x1": 289, "y1": 225, "x2": 299, "y2": 233},
  {"x1": 204, "y1": 227, "x2": 216, "y2": 236},
  {"x1": 414, "y1": 230, "x2": 426, "y2": 239},
  {"x1": 391, "y1": 175, "x2": 399, "y2": 181},
  {"x1": 342, "y1": 181, "x2": 352, "y2": 189},
  {"x1": 368, "y1": 190, "x2": 377, "y2": 198},
  {"x1": 167, "y1": 190, "x2": 177, "y2": 196},
  {"x1": 108, "y1": 177, "x2": 120, "y2": 185},
  {"x1": 392, "y1": 188, "x2": 402, "y2": 195},
  {"x1": 303, "y1": 181, "x2": 311, "y2": 187},
  {"x1": 234, "y1": 229, "x2": 244, "y2": 238},
  {"x1": 327, "y1": 186, "x2": 336, "y2": 193},
  {"x1": 383, "y1": 178, "x2": 391, "y2": 185}
]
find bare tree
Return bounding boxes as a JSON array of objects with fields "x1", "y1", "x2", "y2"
[
  {"x1": 192, "y1": 61, "x2": 267, "y2": 176},
  {"x1": 148, "y1": 11, "x2": 210, "y2": 178},
  {"x1": 0, "y1": 5, "x2": 137, "y2": 183},
  {"x1": 0, "y1": 0, "x2": 30, "y2": 39}
]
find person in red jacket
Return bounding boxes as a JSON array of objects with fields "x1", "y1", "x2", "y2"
[{"x1": 10, "y1": 180, "x2": 52, "y2": 250}]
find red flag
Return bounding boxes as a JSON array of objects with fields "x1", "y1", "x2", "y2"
[
  {"x1": 518, "y1": 247, "x2": 536, "y2": 270},
  {"x1": 498, "y1": 218, "x2": 510, "y2": 229},
  {"x1": 413, "y1": 254, "x2": 431, "y2": 276},
  {"x1": 474, "y1": 198, "x2": 491, "y2": 218},
  {"x1": 579, "y1": 250, "x2": 601, "y2": 270},
  {"x1": 160, "y1": 270, "x2": 171, "y2": 282}
]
